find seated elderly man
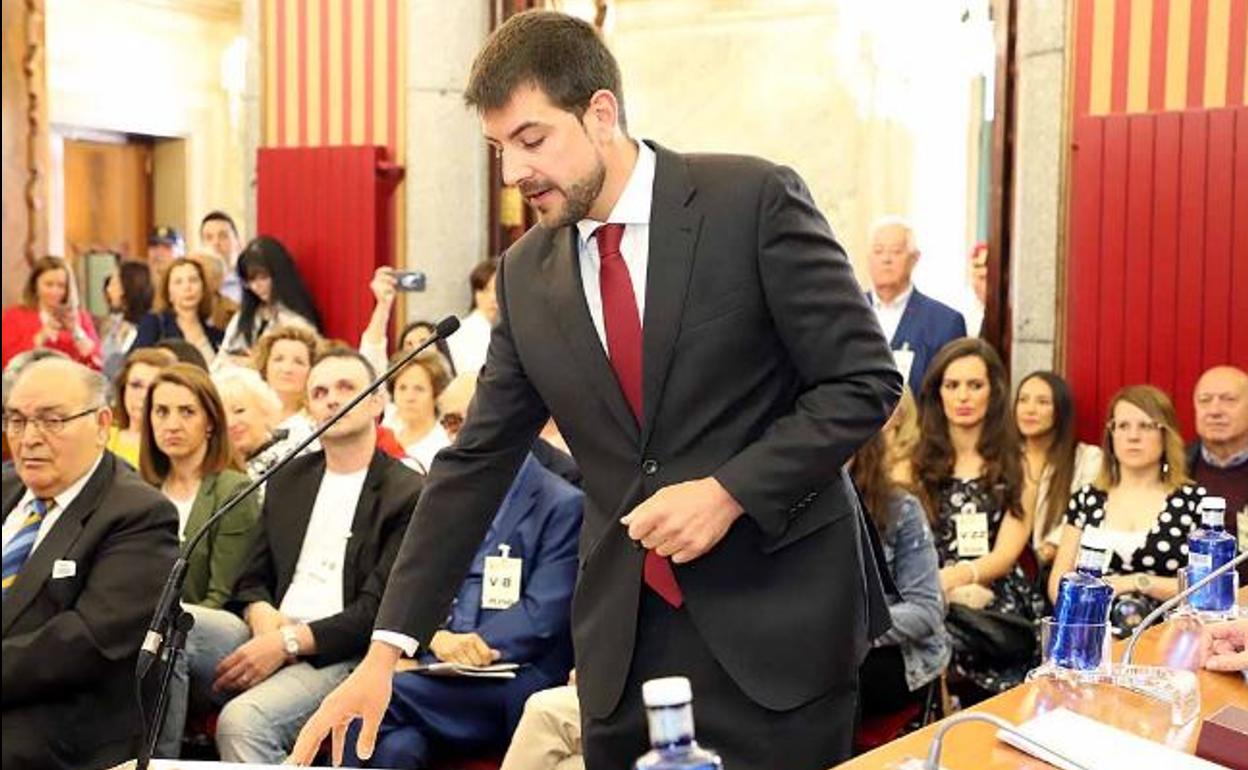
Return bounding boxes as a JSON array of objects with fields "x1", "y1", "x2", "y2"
[
  {"x1": 343, "y1": 452, "x2": 583, "y2": 769},
  {"x1": 2, "y1": 358, "x2": 179, "y2": 768}
]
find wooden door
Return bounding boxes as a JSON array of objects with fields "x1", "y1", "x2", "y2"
[{"x1": 62, "y1": 138, "x2": 152, "y2": 264}]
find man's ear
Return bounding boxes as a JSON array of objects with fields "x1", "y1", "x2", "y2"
[
  {"x1": 584, "y1": 89, "x2": 621, "y2": 141},
  {"x1": 96, "y1": 406, "x2": 114, "y2": 444}
]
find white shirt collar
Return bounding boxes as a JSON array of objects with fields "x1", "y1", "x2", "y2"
[
  {"x1": 575, "y1": 140, "x2": 657, "y2": 249},
  {"x1": 870, "y1": 284, "x2": 914, "y2": 312},
  {"x1": 16, "y1": 452, "x2": 105, "y2": 517}
]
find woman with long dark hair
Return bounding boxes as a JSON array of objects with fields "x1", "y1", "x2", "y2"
[
  {"x1": 912, "y1": 337, "x2": 1044, "y2": 700},
  {"x1": 220, "y1": 236, "x2": 320, "y2": 357},
  {"x1": 1014, "y1": 371, "x2": 1102, "y2": 564},
  {"x1": 851, "y1": 429, "x2": 949, "y2": 718},
  {"x1": 99, "y1": 259, "x2": 155, "y2": 379}
]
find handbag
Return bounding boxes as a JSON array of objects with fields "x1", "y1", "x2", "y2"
[{"x1": 945, "y1": 603, "x2": 1036, "y2": 664}]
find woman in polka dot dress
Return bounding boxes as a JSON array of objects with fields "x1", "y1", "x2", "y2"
[{"x1": 1047, "y1": 385, "x2": 1208, "y2": 637}]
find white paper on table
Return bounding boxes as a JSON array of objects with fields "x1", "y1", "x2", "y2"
[{"x1": 998, "y1": 707, "x2": 1224, "y2": 770}]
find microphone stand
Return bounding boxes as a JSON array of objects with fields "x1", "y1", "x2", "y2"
[
  {"x1": 133, "y1": 315, "x2": 460, "y2": 770},
  {"x1": 922, "y1": 712, "x2": 1093, "y2": 770}
]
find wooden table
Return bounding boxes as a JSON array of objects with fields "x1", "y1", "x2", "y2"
[{"x1": 836, "y1": 619, "x2": 1248, "y2": 769}]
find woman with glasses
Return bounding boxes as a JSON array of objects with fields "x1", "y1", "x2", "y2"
[
  {"x1": 386, "y1": 349, "x2": 452, "y2": 473},
  {"x1": 107, "y1": 348, "x2": 178, "y2": 468},
  {"x1": 1047, "y1": 385, "x2": 1206, "y2": 633}
]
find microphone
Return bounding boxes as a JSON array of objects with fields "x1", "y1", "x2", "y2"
[
  {"x1": 1122, "y1": 548, "x2": 1247, "y2": 665},
  {"x1": 133, "y1": 315, "x2": 460, "y2": 767},
  {"x1": 922, "y1": 712, "x2": 1093, "y2": 770}
]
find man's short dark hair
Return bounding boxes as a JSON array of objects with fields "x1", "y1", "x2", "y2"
[
  {"x1": 313, "y1": 345, "x2": 378, "y2": 382},
  {"x1": 465, "y1": 10, "x2": 627, "y2": 131},
  {"x1": 200, "y1": 210, "x2": 239, "y2": 238},
  {"x1": 153, "y1": 338, "x2": 209, "y2": 371}
]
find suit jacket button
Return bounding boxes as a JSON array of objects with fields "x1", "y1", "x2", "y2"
[{"x1": 642, "y1": 459, "x2": 659, "y2": 475}]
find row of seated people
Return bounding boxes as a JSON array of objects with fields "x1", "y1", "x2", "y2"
[{"x1": 2, "y1": 330, "x2": 1244, "y2": 766}]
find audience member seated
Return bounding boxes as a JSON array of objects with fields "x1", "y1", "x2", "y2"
[
  {"x1": 387, "y1": 349, "x2": 453, "y2": 473},
  {"x1": 360, "y1": 267, "x2": 457, "y2": 378},
  {"x1": 200, "y1": 210, "x2": 245, "y2": 303},
  {"x1": 499, "y1": 678, "x2": 583, "y2": 770},
  {"x1": 1048, "y1": 385, "x2": 1206, "y2": 636},
  {"x1": 882, "y1": 389, "x2": 921, "y2": 486},
  {"x1": 1015, "y1": 371, "x2": 1102, "y2": 565},
  {"x1": 1188, "y1": 365, "x2": 1247, "y2": 579},
  {"x1": 148, "y1": 225, "x2": 187, "y2": 278},
  {"x1": 213, "y1": 366, "x2": 306, "y2": 482},
  {"x1": 107, "y1": 347, "x2": 178, "y2": 467},
  {"x1": 913, "y1": 338, "x2": 1044, "y2": 701},
  {"x1": 865, "y1": 217, "x2": 966, "y2": 390},
  {"x1": 156, "y1": 337, "x2": 211, "y2": 370},
  {"x1": 851, "y1": 429, "x2": 949, "y2": 718},
  {"x1": 447, "y1": 258, "x2": 500, "y2": 376},
  {"x1": 132, "y1": 259, "x2": 224, "y2": 362},
  {"x1": 1, "y1": 358, "x2": 178, "y2": 768},
  {"x1": 343, "y1": 453, "x2": 583, "y2": 768},
  {"x1": 188, "y1": 249, "x2": 240, "y2": 331},
  {"x1": 139, "y1": 363, "x2": 261, "y2": 607},
  {"x1": 180, "y1": 348, "x2": 423, "y2": 763},
  {"x1": 99, "y1": 258, "x2": 155, "y2": 379},
  {"x1": 254, "y1": 326, "x2": 321, "y2": 444},
  {"x1": 219, "y1": 236, "x2": 320, "y2": 359},
  {"x1": 534, "y1": 420, "x2": 582, "y2": 489},
  {"x1": 2, "y1": 255, "x2": 103, "y2": 371}
]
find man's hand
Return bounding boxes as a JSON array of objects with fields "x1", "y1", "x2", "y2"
[
  {"x1": 429, "y1": 631, "x2": 501, "y2": 667},
  {"x1": 621, "y1": 477, "x2": 743, "y2": 564},
  {"x1": 1201, "y1": 618, "x2": 1248, "y2": 672},
  {"x1": 213, "y1": 631, "x2": 287, "y2": 693},
  {"x1": 245, "y1": 601, "x2": 287, "y2": 637},
  {"x1": 289, "y1": 641, "x2": 401, "y2": 765}
]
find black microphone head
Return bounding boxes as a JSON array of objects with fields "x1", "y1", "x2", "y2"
[{"x1": 436, "y1": 316, "x2": 461, "y2": 338}]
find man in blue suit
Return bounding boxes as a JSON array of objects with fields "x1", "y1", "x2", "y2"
[
  {"x1": 343, "y1": 452, "x2": 582, "y2": 768},
  {"x1": 866, "y1": 216, "x2": 967, "y2": 391}
]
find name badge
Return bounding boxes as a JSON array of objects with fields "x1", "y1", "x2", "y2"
[
  {"x1": 1237, "y1": 506, "x2": 1248, "y2": 553},
  {"x1": 954, "y1": 511, "x2": 990, "y2": 558},
  {"x1": 52, "y1": 559, "x2": 77, "y2": 579},
  {"x1": 482, "y1": 544, "x2": 522, "y2": 610},
  {"x1": 892, "y1": 346, "x2": 916, "y2": 386}
]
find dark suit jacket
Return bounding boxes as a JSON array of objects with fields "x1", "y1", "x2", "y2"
[
  {"x1": 229, "y1": 449, "x2": 422, "y2": 666},
  {"x1": 131, "y1": 310, "x2": 224, "y2": 353},
  {"x1": 1, "y1": 452, "x2": 179, "y2": 769},
  {"x1": 377, "y1": 142, "x2": 902, "y2": 719},
  {"x1": 869, "y1": 288, "x2": 967, "y2": 391}
]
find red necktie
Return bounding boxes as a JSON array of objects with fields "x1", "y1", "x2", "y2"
[{"x1": 595, "y1": 223, "x2": 684, "y2": 608}]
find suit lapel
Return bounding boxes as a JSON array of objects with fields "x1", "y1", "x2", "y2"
[
  {"x1": 641, "y1": 143, "x2": 702, "y2": 449},
  {"x1": 540, "y1": 227, "x2": 640, "y2": 442},
  {"x1": 891, "y1": 290, "x2": 924, "y2": 348},
  {"x1": 485, "y1": 458, "x2": 540, "y2": 547},
  {"x1": 1, "y1": 455, "x2": 112, "y2": 636}
]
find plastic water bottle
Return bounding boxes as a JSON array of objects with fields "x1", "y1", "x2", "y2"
[
  {"x1": 634, "y1": 677, "x2": 722, "y2": 770},
  {"x1": 1051, "y1": 527, "x2": 1114, "y2": 669},
  {"x1": 1188, "y1": 497, "x2": 1237, "y2": 617}
]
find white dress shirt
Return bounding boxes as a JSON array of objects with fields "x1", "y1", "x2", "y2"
[
  {"x1": 869, "y1": 284, "x2": 914, "y2": 344},
  {"x1": 4, "y1": 454, "x2": 104, "y2": 552},
  {"x1": 279, "y1": 467, "x2": 368, "y2": 624},
  {"x1": 446, "y1": 309, "x2": 493, "y2": 376},
  {"x1": 370, "y1": 141, "x2": 658, "y2": 657}
]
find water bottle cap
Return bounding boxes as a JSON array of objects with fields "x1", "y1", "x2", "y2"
[
  {"x1": 1079, "y1": 526, "x2": 1109, "y2": 551},
  {"x1": 642, "y1": 676, "x2": 692, "y2": 707},
  {"x1": 1198, "y1": 496, "x2": 1227, "y2": 512}
]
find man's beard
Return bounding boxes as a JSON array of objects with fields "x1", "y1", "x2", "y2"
[{"x1": 523, "y1": 157, "x2": 607, "y2": 229}]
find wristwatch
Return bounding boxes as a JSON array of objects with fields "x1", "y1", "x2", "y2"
[
  {"x1": 280, "y1": 625, "x2": 300, "y2": 661},
  {"x1": 1133, "y1": 573, "x2": 1152, "y2": 593}
]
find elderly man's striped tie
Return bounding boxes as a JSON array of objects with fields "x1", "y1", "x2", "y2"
[{"x1": 2, "y1": 499, "x2": 49, "y2": 598}]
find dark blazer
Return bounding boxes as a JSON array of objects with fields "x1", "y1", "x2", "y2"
[
  {"x1": 376, "y1": 142, "x2": 902, "y2": 719},
  {"x1": 869, "y1": 288, "x2": 967, "y2": 391},
  {"x1": 131, "y1": 310, "x2": 224, "y2": 353},
  {"x1": 2, "y1": 452, "x2": 179, "y2": 769},
  {"x1": 229, "y1": 449, "x2": 422, "y2": 666}
]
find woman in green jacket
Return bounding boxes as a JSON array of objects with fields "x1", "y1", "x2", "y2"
[{"x1": 139, "y1": 362, "x2": 261, "y2": 608}]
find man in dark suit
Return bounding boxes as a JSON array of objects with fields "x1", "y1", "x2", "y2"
[
  {"x1": 179, "y1": 348, "x2": 424, "y2": 763},
  {"x1": 344, "y1": 453, "x2": 582, "y2": 767},
  {"x1": 2, "y1": 358, "x2": 179, "y2": 769},
  {"x1": 293, "y1": 11, "x2": 901, "y2": 770},
  {"x1": 866, "y1": 216, "x2": 968, "y2": 390}
]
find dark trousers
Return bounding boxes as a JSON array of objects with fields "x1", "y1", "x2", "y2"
[
  {"x1": 583, "y1": 591, "x2": 858, "y2": 770},
  {"x1": 857, "y1": 645, "x2": 922, "y2": 717}
]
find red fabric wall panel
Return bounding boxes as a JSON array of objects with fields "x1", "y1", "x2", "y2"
[
  {"x1": 1066, "y1": 106, "x2": 1248, "y2": 442},
  {"x1": 256, "y1": 146, "x2": 395, "y2": 344}
]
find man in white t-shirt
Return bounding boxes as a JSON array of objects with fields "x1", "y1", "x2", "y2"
[{"x1": 176, "y1": 348, "x2": 424, "y2": 763}]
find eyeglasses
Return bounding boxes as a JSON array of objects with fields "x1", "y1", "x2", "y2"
[
  {"x1": 3, "y1": 407, "x2": 100, "y2": 436},
  {"x1": 1108, "y1": 419, "x2": 1163, "y2": 435}
]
